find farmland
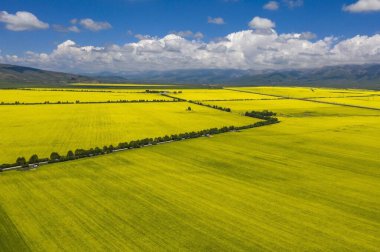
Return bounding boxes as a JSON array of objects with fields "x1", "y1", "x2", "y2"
[
  {"x1": 0, "y1": 86, "x2": 379, "y2": 251},
  {"x1": 234, "y1": 86, "x2": 380, "y2": 98},
  {"x1": 0, "y1": 101, "x2": 257, "y2": 164},
  {"x1": 309, "y1": 96, "x2": 380, "y2": 109},
  {"x1": 0, "y1": 89, "x2": 172, "y2": 104},
  {"x1": 168, "y1": 89, "x2": 277, "y2": 101},
  {"x1": 71, "y1": 83, "x2": 180, "y2": 88}
]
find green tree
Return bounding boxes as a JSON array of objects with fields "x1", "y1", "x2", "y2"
[
  {"x1": 67, "y1": 150, "x2": 75, "y2": 160},
  {"x1": 108, "y1": 145, "x2": 114, "y2": 153},
  {"x1": 29, "y1": 154, "x2": 39, "y2": 164},
  {"x1": 16, "y1": 157, "x2": 26, "y2": 166},
  {"x1": 103, "y1": 146, "x2": 109, "y2": 153},
  {"x1": 50, "y1": 152, "x2": 61, "y2": 161}
]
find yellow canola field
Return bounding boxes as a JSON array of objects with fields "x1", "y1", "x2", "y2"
[
  {"x1": 169, "y1": 89, "x2": 277, "y2": 101},
  {"x1": 0, "y1": 102, "x2": 258, "y2": 164},
  {"x1": 0, "y1": 89, "x2": 172, "y2": 103},
  {"x1": 232, "y1": 86, "x2": 379, "y2": 98}
]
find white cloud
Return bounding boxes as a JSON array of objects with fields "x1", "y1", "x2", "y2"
[
  {"x1": 53, "y1": 24, "x2": 80, "y2": 33},
  {"x1": 283, "y1": 0, "x2": 303, "y2": 8},
  {"x1": 134, "y1": 34, "x2": 157, "y2": 40},
  {"x1": 300, "y1": 32, "x2": 317, "y2": 40},
  {"x1": 171, "y1": 30, "x2": 204, "y2": 39},
  {"x1": 79, "y1": 18, "x2": 112, "y2": 31},
  {"x1": 343, "y1": 0, "x2": 380, "y2": 12},
  {"x1": 0, "y1": 11, "x2": 49, "y2": 31},
  {"x1": 2, "y1": 29, "x2": 380, "y2": 73},
  {"x1": 70, "y1": 18, "x2": 78, "y2": 24},
  {"x1": 208, "y1": 17, "x2": 225, "y2": 25},
  {"x1": 249, "y1": 17, "x2": 275, "y2": 30},
  {"x1": 263, "y1": 1, "x2": 279, "y2": 10}
]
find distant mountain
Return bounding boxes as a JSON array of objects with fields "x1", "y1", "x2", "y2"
[
  {"x1": 90, "y1": 69, "x2": 249, "y2": 84},
  {"x1": 95, "y1": 64, "x2": 380, "y2": 89},
  {"x1": 0, "y1": 64, "x2": 95, "y2": 88},
  {"x1": 1, "y1": 63, "x2": 379, "y2": 89},
  {"x1": 232, "y1": 64, "x2": 380, "y2": 89}
]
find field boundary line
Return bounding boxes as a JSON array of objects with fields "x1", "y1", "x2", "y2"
[{"x1": 225, "y1": 88, "x2": 380, "y2": 111}]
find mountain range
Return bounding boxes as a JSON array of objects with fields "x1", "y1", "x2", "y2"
[
  {"x1": 1, "y1": 63, "x2": 379, "y2": 89},
  {"x1": 0, "y1": 64, "x2": 95, "y2": 88}
]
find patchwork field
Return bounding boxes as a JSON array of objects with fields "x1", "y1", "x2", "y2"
[
  {"x1": 206, "y1": 98, "x2": 380, "y2": 117},
  {"x1": 0, "y1": 89, "x2": 172, "y2": 103},
  {"x1": 0, "y1": 86, "x2": 379, "y2": 251},
  {"x1": 72, "y1": 83, "x2": 180, "y2": 88},
  {"x1": 310, "y1": 96, "x2": 380, "y2": 109},
  {"x1": 169, "y1": 89, "x2": 277, "y2": 101},
  {"x1": 232, "y1": 86, "x2": 380, "y2": 98},
  {"x1": 0, "y1": 102, "x2": 257, "y2": 164}
]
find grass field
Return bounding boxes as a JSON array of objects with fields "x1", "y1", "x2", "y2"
[
  {"x1": 0, "y1": 102, "x2": 257, "y2": 164},
  {"x1": 0, "y1": 87, "x2": 379, "y2": 251},
  {"x1": 0, "y1": 89, "x2": 172, "y2": 103}
]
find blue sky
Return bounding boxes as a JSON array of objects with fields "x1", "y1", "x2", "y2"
[{"x1": 0, "y1": 0, "x2": 379, "y2": 72}]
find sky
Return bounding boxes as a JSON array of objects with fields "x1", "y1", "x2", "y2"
[{"x1": 0, "y1": 0, "x2": 380, "y2": 73}]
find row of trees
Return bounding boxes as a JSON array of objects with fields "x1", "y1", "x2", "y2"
[
  {"x1": 0, "y1": 118, "x2": 279, "y2": 172},
  {"x1": 161, "y1": 93, "x2": 187, "y2": 101},
  {"x1": 73, "y1": 99, "x2": 179, "y2": 104},
  {"x1": 145, "y1": 90, "x2": 183, "y2": 94},
  {"x1": 19, "y1": 88, "x2": 114, "y2": 93},
  {"x1": 0, "y1": 99, "x2": 181, "y2": 106},
  {"x1": 201, "y1": 98, "x2": 277, "y2": 102},
  {"x1": 188, "y1": 100, "x2": 232, "y2": 112},
  {"x1": 145, "y1": 90, "x2": 165, "y2": 93},
  {"x1": 0, "y1": 154, "x2": 49, "y2": 171},
  {"x1": 244, "y1": 110, "x2": 277, "y2": 120}
]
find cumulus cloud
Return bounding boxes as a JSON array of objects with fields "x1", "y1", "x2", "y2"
[
  {"x1": 0, "y1": 11, "x2": 49, "y2": 31},
  {"x1": 208, "y1": 17, "x2": 225, "y2": 25},
  {"x1": 134, "y1": 34, "x2": 157, "y2": 40},
  {"x1": 78, "y1": 18, "x2": 112, "y2": 31},
  {"x1": 263, "y1": 1, "x2": 279, "y2": 10},
  {"x1": 343, "y1": 0, "x2": 380, "y2": 12},
  {"x1": 249, "y1": 17, "x2": 276, "y2": 30},
  {"x1": 299, "y1": 32, "x2": 317, "y2": 40},
  {"x1": 171, "y1": 30, "x2": 204, "y2": 39},
  {"x1": 1, "y1": 28, "x2": 380, "y2": 73}
]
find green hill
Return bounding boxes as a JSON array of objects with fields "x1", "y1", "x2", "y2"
[{"x1": 0, "y1": 64, "x2": 95, "y2": 88}]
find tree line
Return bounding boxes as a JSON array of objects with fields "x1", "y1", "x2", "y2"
[
  {"x1": 0, "y1": 99, "x2": 182, "y2": 106},
  {"x1": 199, "y1": 98, "x2": 281, "y2": 102},
  {"x1": 244, "y1": 110, "x2": 277, "y2": 120},
  {"x1": 145, "y1": 90, "x2": 183, "y2": 94},
  {"x1": 18, "y1": 88, "x2": 114, "y2": 93},
  {"x1": 161, "y1": 93, "x2": 187, "y2": 101},
  {"x1": 188, "y1": 100, "x2": 232, "y2": 112}
]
